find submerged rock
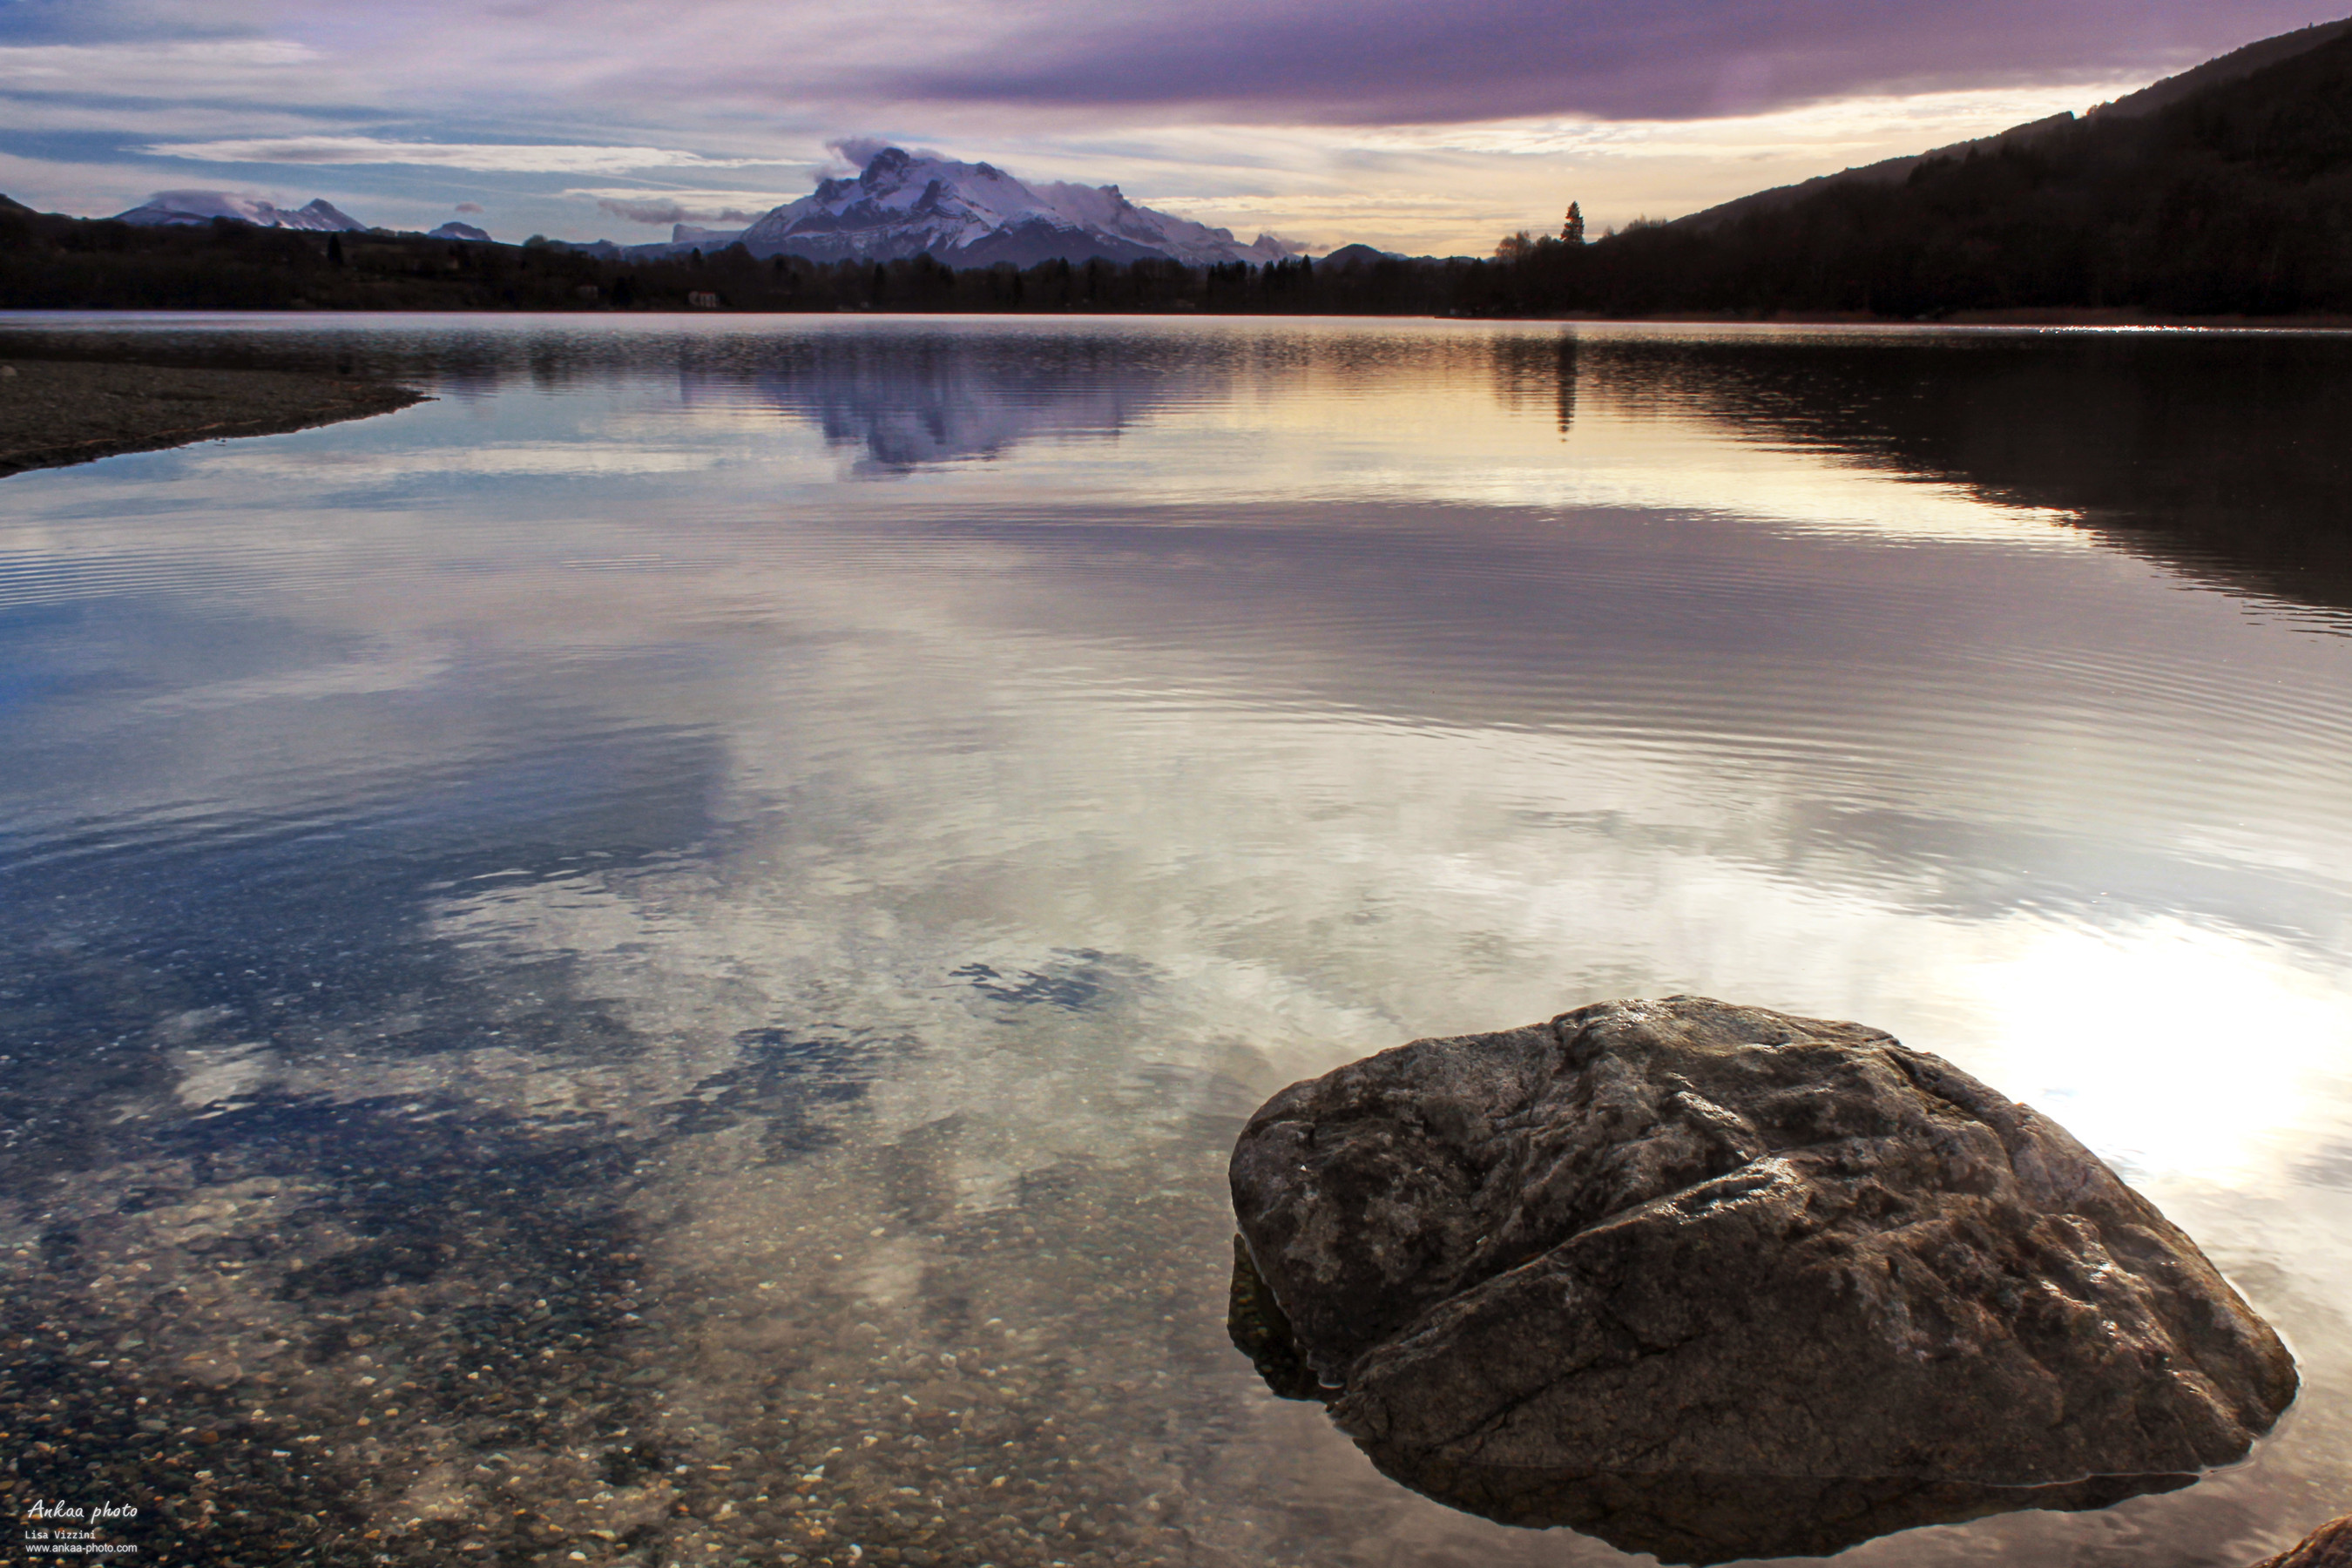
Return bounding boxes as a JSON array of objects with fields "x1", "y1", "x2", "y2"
[
  {"x1": 2255, "y1": 1514, "x2": 2352, "y2": 1568},
  {"x1": 1227, "y1": 997, "x2": 2296, "y2": 1561},
  {"x1": 1348, "y1": 1444, "x2": 2191, "y2": 1564}
]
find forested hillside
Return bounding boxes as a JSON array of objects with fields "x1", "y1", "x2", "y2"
[{"x1": 1470, "y1": 26, "x2": 2352, "y2": 318}]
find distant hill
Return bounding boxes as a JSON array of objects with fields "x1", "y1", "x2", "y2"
[
  {"x1": 112, "y1": 191, "x2": 368, "y2": 233},
  {"x1": 2086, "y1": 17, "x2": 2352, "y2": 120},
  {"x1": 1476, "y1": 17, "x2": 2352, "y2": 318},
  {"x1": 1673, "y1": 112, "x2": 2076, "y2": 233},
  {"x1": 1678, "y1": 17, "x2": 2352, "y2": 233}
]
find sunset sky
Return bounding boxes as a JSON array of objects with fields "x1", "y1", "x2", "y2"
[{"x1": 0, "y1": 0, "x2": 2341, "y2": 253}]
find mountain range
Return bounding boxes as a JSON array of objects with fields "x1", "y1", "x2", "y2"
[
  {"x1": 92, "y1": 146, "x2": 1294, "y2": 269},
  {"x1": 111, "y1": 191, "x2": 367, "y2": 232}
]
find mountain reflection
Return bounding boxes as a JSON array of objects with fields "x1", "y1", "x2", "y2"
[
  {"x1": 721, "y1": 334, "x2": 1209, "y2": 469},
  {"x1": 720, "y1": 324, "x2": 2351, "y2": 615},
  {"x1": 726, "y1": 325, "x2": 2350, "y2": 621}
]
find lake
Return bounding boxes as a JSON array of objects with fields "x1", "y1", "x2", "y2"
[{"x1": 2, "y1": 314, "x2": 2349, "y2": 1568}]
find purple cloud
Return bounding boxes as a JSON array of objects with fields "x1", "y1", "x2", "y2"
[
  {"x1": 882, "y1": 0, "x2": 2345, "y2": 121},
  {"x1": 456, "y1": 201, "x2": 484, "y2": 213},
  {"x1": 78, "y1": 0, "x2": 2341, "y2": 132}
]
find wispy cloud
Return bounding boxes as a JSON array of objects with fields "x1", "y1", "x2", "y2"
[
  {"x1": 0, "y1": 37, "x2": 318, "y2": 81},
  {"x1": 0, "y1": 38, "x2": 351, "y2": 103},
  {"x1": 1353, "y1": 80, "x2": 2146, "y2": 159},
  {"x1": 138, "y1": 135, "x2": 792, "y2": 172},
  {"x1": 576, "y1": 189, "x2": 781, "y2": 226},
  {"x1": 19, "y1": 0, "x2": 2313, "y2": 128},
  {"x1": 888, "y1": 0, "x2": 2335, "y2": 123}
]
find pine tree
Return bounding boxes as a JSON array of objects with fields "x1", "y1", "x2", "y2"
[{"x1": 1562, "y1": 202, "x2": 1585, "y2": 245}]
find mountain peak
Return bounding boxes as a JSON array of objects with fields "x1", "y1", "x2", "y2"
[
  {"x1": 860, "y1": 146, "x2": 916, "y2": 187},
  {"x1": 735, "y1": 147, "x2": 1294, "y2": 269}
]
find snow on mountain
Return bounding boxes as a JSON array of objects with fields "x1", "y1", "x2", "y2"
[
  {"x1": 735, "y1": 147, "x2": 1294, "y2": 268},
  {"x1": 429, "y1": 220, "x2": 491, "y2": 241},
  {"x1": 112, "y1": 191, "x2": 368, "y2": 232}
]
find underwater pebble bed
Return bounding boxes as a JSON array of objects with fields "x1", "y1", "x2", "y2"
[{"x1": 1, "y1": 1101, "x2": 1319, "y2": 1566}]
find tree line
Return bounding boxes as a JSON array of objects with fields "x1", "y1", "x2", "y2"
[{"x1": 0, "y1": 202, "x2": 1470, "y2": 315}]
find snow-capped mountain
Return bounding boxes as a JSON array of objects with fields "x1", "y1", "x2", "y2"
[
  {"x1": 429, "y1": 220, "x2": 492, "y2": 241},
  {"x1": 735, "y1": 147, "x2": 1293, "y2": 267},
  {"x1": 112, "y1": 191, "x2": 367, "y2": 232}
]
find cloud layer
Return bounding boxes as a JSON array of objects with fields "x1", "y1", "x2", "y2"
[
  {"x1": 246, "y1": 0, "x2": 2341, "y2": 124},
  {"x1": 139, "y1": 135, "x2": 789, "y2": 173},
  {"x1": 878, "y1": 0, "x2": 2341, "y2": 121},
  {"x1": 0, "y1": 0, "x2": 2342, "y2": 248},
  {"x1": 585, "y1": 192, "x2": 770, "y2": 226}
]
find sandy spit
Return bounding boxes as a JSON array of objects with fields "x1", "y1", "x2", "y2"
[{"x1": 0, "y1": 358, "x2": 426, "y2": 477}]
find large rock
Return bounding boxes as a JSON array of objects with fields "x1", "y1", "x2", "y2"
[{"x1": 1228, "y1": 997, "x2": 2296, "y2": 1560}]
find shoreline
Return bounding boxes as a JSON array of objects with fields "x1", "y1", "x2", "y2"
[
  {"x1": 0, "y1": 357, "x2": 427, "y2": 478},
  {"x1": 10, "y1": 303, "x2": 2352, "y2": 332},
  {"x1": 1531, "y1": 306, "x2": 2352, "y2": 330}
]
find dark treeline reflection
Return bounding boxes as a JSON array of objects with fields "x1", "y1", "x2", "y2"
[
  {"x1": 1551, "y1": 330, "x2": 2352, "y2": 620},
  {"x1": 0, "y1": 315, "x2": 1483, "y2": 395}
]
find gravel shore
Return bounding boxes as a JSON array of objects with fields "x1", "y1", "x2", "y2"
[{"x1": 0, "y1": 357, "x2": 425, "y2": 476}]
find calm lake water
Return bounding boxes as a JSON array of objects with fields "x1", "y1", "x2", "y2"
[{"x1": 2, "y1": 314, "x2": 2349, "y2": 1568}]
